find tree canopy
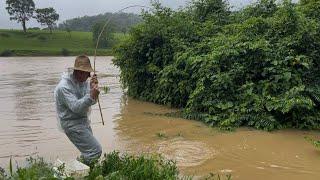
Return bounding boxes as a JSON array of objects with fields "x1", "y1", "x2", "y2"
[
  {"x1": 5, "y1": 0, "x2": 35, "y2": 33},
  {"x1": 35, "y1": 8, "x2": 59, "y2": 33}
]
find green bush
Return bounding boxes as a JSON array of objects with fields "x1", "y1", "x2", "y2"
[
  {"x1": 0, "y1": 49, "x2": 14, "y2": 57},
  {"x1": 87, "y1": 151, "x2": 181, "y2": 180},
  {"x1": 0, "y1": 166, "x2": 6, "y2": 179},
  {"x1": 1, "y1": 152, "x2": 183, "y2": 180},
  {"x1": 37, "y1": 35, "x2": 47, "y2": 41},
  {"x1": 114, "y1": 0, "x2": 320, "y2": 131},
  {"x1": 0, "y1": 33, "x2": 10, "y2": 38},
  {"x1": 28, "y1": 27, "x2": 40, "y2": 30},
  {"x1": 305, "y1": 136, "x2": 320, "y2": 149},
  {"x1": 26, "y1": 33, "x2": 39, "y2": 38},
  {"x1": 61, "y1": 48, "x2": 70, "y2": 56},
  {"x1": 11, "y1": 157, "x2": 55, "y2": 179}
]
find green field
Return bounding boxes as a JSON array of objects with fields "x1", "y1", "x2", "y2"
[{"x1": 0, "y1": 29, "x2": 126, "y2": 56}]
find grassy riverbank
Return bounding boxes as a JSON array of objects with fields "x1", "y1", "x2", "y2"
[
  {"x1": 0, "y1": 152, "x2": 181, "y2": 180},
  {"x1": 0, "y1": 151, "x2": 232, "y2": 180},
  {"x1": 0, "y1": 29, "x2": 126, "y2": 56}
]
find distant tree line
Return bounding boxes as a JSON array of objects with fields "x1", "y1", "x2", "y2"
[{"x1": 58, "y1": 12, "x2": 142, "y2": 33}]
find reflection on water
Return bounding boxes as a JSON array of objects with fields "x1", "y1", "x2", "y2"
[{"x1": 0, "y1": 57, "x2": 320, "y2": 179}]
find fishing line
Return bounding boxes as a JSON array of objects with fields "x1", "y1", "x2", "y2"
[{"x1": 93, "y1": 5, "x2": 152, "y2": 125}]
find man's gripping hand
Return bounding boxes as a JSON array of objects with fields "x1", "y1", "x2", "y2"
[{"x1": 90, "y1": 74, "x2": 100, "y2": 100}]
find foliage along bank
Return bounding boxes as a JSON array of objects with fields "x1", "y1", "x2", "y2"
[
  {"x1": 0, "y1": 152, "x2": 182, "y2": 180},
  {"x1": 113, "y1": 0, "x2": 320, "y2": 131}
]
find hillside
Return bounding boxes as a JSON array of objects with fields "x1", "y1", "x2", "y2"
[
  {"x1": 0, "y1": 29, "x2": 127, "y2": 56},
  {"x1": 58, "y1": 12, "x2": 142, "y2": 32}
]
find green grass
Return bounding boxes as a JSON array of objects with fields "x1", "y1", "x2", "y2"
[
  {"x1": 103, "y1": 85, "x2": 110, "y2": 94},
  {"x1": 305, "y1": 136, "x2": 320, "y2": 149},
  {"x1": 156, "y1": 132, "x2": 168, "y2": 139},
  {"x1": 0, "y1": 152, "x2": 186, "y2": 180},
  {"x1": 0, "y1": 29, "x2": 126, "y2": 56},
  {"x1": 4, "y1": 157, "x2": 56, "y2": 179},
  {"x1": 87, "y1": 151, "x2": 182, "y2": 180},
  {"x1": 0, "y1": 152, "x2": 233, "y2": 179}
]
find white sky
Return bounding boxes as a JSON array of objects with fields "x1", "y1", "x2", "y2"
[{"x1": 0, "y1": 0, "x2": 254, "y2": 29}]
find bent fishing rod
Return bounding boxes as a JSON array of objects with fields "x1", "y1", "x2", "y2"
[{"x1": 93, "y1": 5, "x2": 152, "y2": 126}]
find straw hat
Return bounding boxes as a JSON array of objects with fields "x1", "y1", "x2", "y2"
[{"x1": 73, "y1": 55, "x2": 94, "y2": 72}]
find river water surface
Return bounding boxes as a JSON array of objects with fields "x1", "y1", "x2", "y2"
[{"x1": 1, "y1": 57, "x2": 320, "y2": 179}]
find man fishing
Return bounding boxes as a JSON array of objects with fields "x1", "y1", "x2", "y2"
[{"x1": 54, "y1": 55, "x2": 102, "y2": 165}]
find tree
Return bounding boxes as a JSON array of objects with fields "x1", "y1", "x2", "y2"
[
  {"x1": 5, "y1": 0, "x2": 35, "y2": 33},
  {"x1": 35, "y1": 8, "x2": 59, "y2": 34},
  {"x1": 66, "y1": 27, "x2": 72, "y2": 38},
  {"x1": 244, "y1": 0, "x2": 278, "y2": 18},
  {"x1": 121, "y1": 27, "x2": 127, "y2": 34},
  {"x1": 92, "y1": 22, "x2": 115, "y2": 48},
  {"x1": 299, "y1": 0, "x2": 320, "y2": 21},
  {"x1": 190, "y1": 0, "x2": 230, "y2": 24}
]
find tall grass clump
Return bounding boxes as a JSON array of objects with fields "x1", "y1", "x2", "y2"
[
  {"x1": 305, "y1": 136, "x2": 320, "y2": 149},
  {"x1": 37, "y1": 35, "x2": 47, "y2": 41},
  {"x1": 0, "y1": 33, "x2": 10, "y2": 38},
  {"x1": 0, "y1": 49, "x2": 14, "y2": 57},
  {"x1": 25, "y1": 33, "x2": 39, "y2": 38},
  {"x1": 61, "y1": 48, "x2": 70, "y2": 56},
  {"x1": 114, "y1": 0, "x2": 320, "y2": 131},
  {"x1": 87, "y1": 151, "x2": 181, "y2": 180},
  {"x1": 9, "y1": 157, "x2": 56, "y2": 179},
  {"x1": 1, "y1": 152, "x2": 184, "y2": 179}
]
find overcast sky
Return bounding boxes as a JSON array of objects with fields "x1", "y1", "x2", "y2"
[{"x1": 0, "y1": 0, "x2": 254, "y2": 29}]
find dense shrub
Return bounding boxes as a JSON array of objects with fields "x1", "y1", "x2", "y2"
[
  {"x1": 0, "y1": 49, "x2": 14, "y2": 57},
  {"x1": 114, "y1": 0, "x2": 320, "y2": 131},
  {"x1": 26, "y1": 33, "x2": 39, "y2": 38},
  {"x1": 37, "y1": 35, "x2": 47, "y2": 41},
  {"x1": 28, "y1": 27, "x2": 41, "y2": 30},
  {"x1": 0, "y1": 33, "x2": 10, "y2": 38},
  {"x1": 87, "y1": 151, "x2": 180, "y2": 180},
  {"x1": 61, "y1": 48, "x2": 70, "y2": 56},
  {"x1": 10, "y1": 157, "x2": 56, "y2": 179},
  {"x1": 1, "y1": 152, "x2": 182, "y2": 180}
]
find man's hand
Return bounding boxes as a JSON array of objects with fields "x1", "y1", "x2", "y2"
[
  {"x1": 90, "y1": 84, "x2": 100, "y2": 100},
  {"x1": 90, "y1": 74, "x2": 100, "y2": 100},
  {"x1": 90, "y1": 74, "x2": 98, "y2": 88}
]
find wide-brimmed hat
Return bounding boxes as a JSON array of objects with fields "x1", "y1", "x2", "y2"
[{"x1": 72, "y1": 55, "x2": 94, "y2": 72}]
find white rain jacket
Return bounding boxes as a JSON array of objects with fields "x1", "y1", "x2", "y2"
[{"x1": 54, "y1": 72, "x2": 96, "y2": 131}]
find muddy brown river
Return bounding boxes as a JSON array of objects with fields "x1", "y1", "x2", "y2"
[{"x1": 0, "y1": 56, "x2": 320, "y2": 179}]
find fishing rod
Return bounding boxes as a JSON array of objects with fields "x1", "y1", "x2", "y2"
[{"x1": 93, "y1": 5, "x2": 152, "y2": 126}]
